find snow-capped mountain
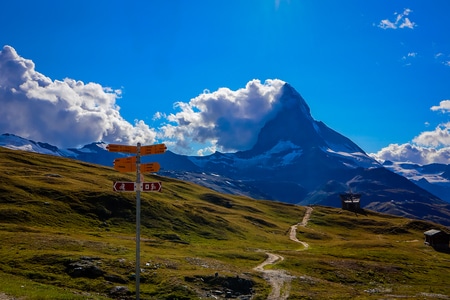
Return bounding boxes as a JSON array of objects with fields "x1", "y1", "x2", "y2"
[
  {"x1": 0, "y1": 133, "x2": 127, "y2": 165},
  {"x1": 0, "y1": 133, "x2": 75, "y2": 157},
  {"x1": 2, "y1": 83, "x2": 450, "y2": 226},
  {"x1": 382, "y1": 160, "x2": 450, "y2": 203}
]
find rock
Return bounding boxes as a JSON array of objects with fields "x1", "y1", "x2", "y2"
[
  {"x1": 65, "y1": 257, "x2": 105, "y2": 278},
  {"x1": 109, "y1": 286, "x2": 130, "y2": 297},
  {"x1": 104, "y1": 274, "x2": 127, "y2": 284}
]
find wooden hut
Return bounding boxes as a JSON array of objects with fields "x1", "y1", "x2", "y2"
[
  {"x1": 339, "y1": 193, "x2": 361, "y2": 211},
  {"x1": 424, "y1": 229, "x2": 449, "y2": 250}
]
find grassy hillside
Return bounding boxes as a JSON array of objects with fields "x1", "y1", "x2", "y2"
[{"x1": 0, "y1": 147, "x2": 449, "y2": 299}]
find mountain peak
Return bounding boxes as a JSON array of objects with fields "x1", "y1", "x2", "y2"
[
  {"x1": 279, "y1": 83, "x2": 312, "y2": 117},
  {"x1": 245, "y1": 84, "x2": 326, "y2": 155},
  {"x1": 239, "y1": 83, "x2": 376, "y2": 170}
]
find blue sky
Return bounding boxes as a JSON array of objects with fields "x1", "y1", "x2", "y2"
[{"x1": 0, "y1": 1, "x2": 449, "y2": 163}]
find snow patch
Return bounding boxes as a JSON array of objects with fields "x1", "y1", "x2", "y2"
[
  {"x1": 270, "y1": 140, "x2": 301, "y2": 153},
  {"x1": 236, "y1": 140, "x2": 303, "y2": 168},
  {"x1": 323, "y1": 147, "x2": 380, "y2": 168},
  {"x1": 188, "y1": 140, "x2": 303, "y2": 169}
]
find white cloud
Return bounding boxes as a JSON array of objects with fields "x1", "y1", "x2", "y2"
[
  {"x1": 377, "y1": 8, "x2": 416, "y2": 30},
  {"x1": 401, "y1": 52, "x2": 418, "y2": 66},
  {"x1": 0, "y1": 45, "x2": 157, "y2": 148},
  {"x1": 431, "y1": 100, "x2": 450, "y2": 113},
  {"x1": 197, "y1": 145, "x2": 217, "y2": 156},
  {"x1": 434, "y1": 53, "x2": 450, "y2": 67},
  {"x1": 157, "y1": 79, "x2": 286, "y2": 155},
  {"x1": 413, "y1": 122, "x2": 450, "y2": 148},
  {"x1": 371, "y1": 143, "x2": 450, "y2": 165},
  {"x1": 371, "y1": 100, "x2": 450, "y2": 164},
  {"x1": 378, "y1": 19, "x2": 396, "y2": 30},
  {"x1": 399, "y1": 18, "x2": 415, "y2": 29}
]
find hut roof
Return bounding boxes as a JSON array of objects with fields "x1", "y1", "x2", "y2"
[{"x1": 424, "y1": 229, "x2": 443, "y2": 236}]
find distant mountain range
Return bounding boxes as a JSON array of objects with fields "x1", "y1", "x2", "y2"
[
  {"x1": 381, "y1": 160, "x2": 450, "y2": 203},
  {"x1": 2, "y1": 83, "x2": 450, "y2": 226}
]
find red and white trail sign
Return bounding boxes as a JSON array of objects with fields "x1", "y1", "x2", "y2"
[
  {"x1": 113, "y1": 181, "x2": 162, "y2": 192},
  {"x1": 141, "y1": 182, "x2": 162, "y2": 192},
  {"x1": 113, "y1": 181, "x2": 137, "y2": 192}
]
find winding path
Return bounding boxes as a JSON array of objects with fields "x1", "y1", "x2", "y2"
[
  {"x1": 253, "y1": 206, "x2": 313, "y2": 300},
  {"x1": 289, "y1": 206, "x2": 313, "y2": 249}
]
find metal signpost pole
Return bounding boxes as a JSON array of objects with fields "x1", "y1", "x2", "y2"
[
  {"x1": 107, "y1": 142, "x2": 166, "y2": 300},
  {"x1": 135, "y1": 142, "x2": 141, "y2": 300}
]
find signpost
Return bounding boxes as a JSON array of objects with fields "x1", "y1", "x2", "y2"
[
  {"x1": 107, "y1": 142, "x2": 166, "y2": 300},
  {"x1": 106, "y1": 144, "x2": 137, "y2": 153},
  {"x1": 140, "y1": 162, "x2": 160, "y2": 173},
  {"x1": 114, "y1": 156, "x2": 137, "y2": 165},
  {"x1": 141, "y1": 181, "x2": 162, "y2": 192},
  {"x1": 113, "y1": 161, "x2": 135, "y2": 173},
  {"x1": 140, "y1": 143, "x2": 167, "y2": 155},
  {"x1": 113, "y1": 160, "x2": 160, "y2": 173},
  {"x1": 113, "y1": 181, "x2": 137, "y2": 192}
]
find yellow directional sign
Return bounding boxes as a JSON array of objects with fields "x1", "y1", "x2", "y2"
[
  {"x1": 114, "y1": 162, "x2": 136, "y2": 173},
  {"x1": 107, "y1": 144, "x2": 138, "y2": 153},
  {"x1": 140, "y1": 162, "x2": 160, "y2": 173},
  {"x1": 113, "y1": 161, "x2": 160, "y2": 173},
  {"x1": 114, "y1": 156, "x2": 137, "y2": 172},
  {"x1": 141, "y1": 143, "x2": 167, "y2": 155},
  {"x1": 114, "y1": 156, "x2": 137, "y2": 165}
]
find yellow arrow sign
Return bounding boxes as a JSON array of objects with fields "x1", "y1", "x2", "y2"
[
  {"x1": 113, "y1": 161, "x2": 160, "y2": 173},
  {"x1": 140, "y1": 143, "x2": 167, "y2": 156},
  {"x1": 140, "y1": 162, "x2": 160, "y2": 173},
  {"x1": 107, "y1": 144, "x2": 138, "y2": 153},
  {"x1": 114, "y1": 156, "x2": 137, "y2": 165},
  {"x1": 114, "y1": 163, "x2": 136, "y2": 173},
  {"x1": 113, "y1": 156, "x2": 137, "y2": 173}
]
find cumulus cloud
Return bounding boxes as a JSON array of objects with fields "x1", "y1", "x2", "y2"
[
  {"x1": 377, "y1": 8, "x2": 416, "y2": 30},
  {"x1": 413, "y1": 122, "x2": 450, "y2": 148},
  {"x1": 431, "y1": 100, "x2": 450, "y2": 113},
  {"x1": 0, "y1": 45, "x2": 287, "y2": 156},
  {"x1": 371, "y1": 143, "x2": 450, "y2": 165},
  {"x1": 372, "y1": 101, "x2": 450, "y2": 164},
  {"x1": 0, "y1": 45, "x2": 157, "y2": 148},
  {"x1": 156, "y1": 79, "x2": 286, "y2": 155}
]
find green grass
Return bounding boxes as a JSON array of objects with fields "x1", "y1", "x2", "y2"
[{"x1": 0, "y1": 147, "x2": 449, "y2": 299}]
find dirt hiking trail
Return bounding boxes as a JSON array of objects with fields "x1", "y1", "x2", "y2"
[{"x1": 253, "y1": 206, "x2": 313, "y2": 300}]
